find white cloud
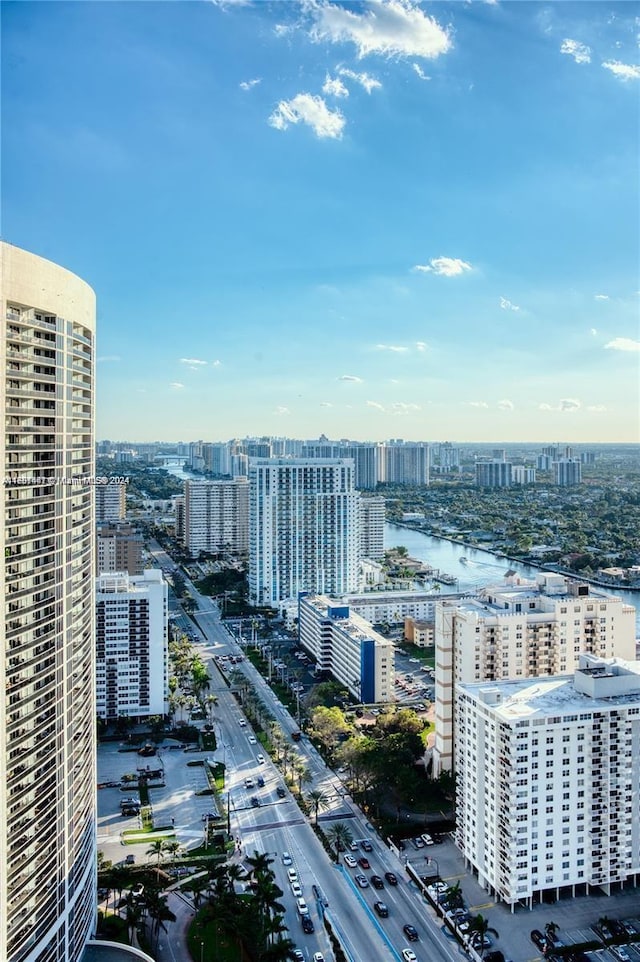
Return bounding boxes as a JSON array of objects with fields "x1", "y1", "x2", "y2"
[
  {"x1": 539, "y1": 398, "x2": 581, "y2": 412},
  {"x1": 320, "y1": 401, "x2": 333, "y2": 407},
  {"x1": 269, "y1": 93, "x2": 346, "y2": 138},
  {"x1": 469, "y1": 401, "x2": 489, "y2": 408},
  {"x1": 240, "y1": 78, "x2": 261, "y2": 91},
  {"x1": 590, "y1": 328, "x2": 598, "y2": 336},
  {"x1": 602, "y1": 60, "x2": 640, "y2": 80},
  {"x1": 338, "y1": 374, "x2": 363, "y2": 382},
  {"x1": 412, "y1": 62, "x2": 431, "y2": 80},
  {"x1": 367, "y1": 400, "x2": 385, "y2": 410},
  {"x1": 413, "y1": 256, "x2": 472, "y2": 277},
  {"x1": 498, "y1": 399, "x2": 515, "y2": 410},
  {"x1": 337, "y1": 67, "x2": 382, "y2": 92},
  {"x1": 97, "y1": 354, "x2": 121, "y2": 362},
  {"x1": 322, "y1": 74, "x2": 349, "y2": 98},
  {"x1": 274, "y1": 406, "x2": 290, "y2": 415},
  {"x1": 180, "y1": 357, "x2": 207, "y2": 366},
  {"x1": 605, "y1": 337, "x2": 640, "y2": 352},
  {"x1": 169, "y1": 382, "x2": 185, "y2": 390},
  {"x1": 376, "y1": 343, "x2": 408, "y2": 353},
  {"x1": 391, "y1": 401, "x2": 421, "y2": 412},
  {"x1": 415, "y1": 341, "x2": 428, "y2": 352},
  {"x1": 211, "y1": 359, "x2": 222, "y2": 367},
  {"x1": 500, "y1": 296, "x2": 520, "y2": 311},
  {"x1": 587, "y1": 404, "x2": 607, "y2": 412},
  {"x1": 594, "y1": 293, "x2": 609, "y2": 300},
  {"x1": 560, "y1": 38, "x2": 591, "y2": 64},
  {"x1": 308, "y1": 0, "x2": 452, "y2": 60},
  {"x1": 211, "y1": 0, "x2": 251, "y2": 7}
]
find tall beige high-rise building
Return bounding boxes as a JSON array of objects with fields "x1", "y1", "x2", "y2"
[{"x1": 1, "y1": 244, "x2": 97, "y2": 962}]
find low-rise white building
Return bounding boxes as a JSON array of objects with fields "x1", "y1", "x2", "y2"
[
  {"x1": 433, "y1": 572, "x2": 636, "y2": 776},
  {"x1": 456, "y1": 655, "x2": 640, "y2": 909},
  {"x1": 298, "y1": 594, "x2": 395, "y2": 704},
  {"x1": 96, "y1": 569, "x2": 168, "y2": 720}
]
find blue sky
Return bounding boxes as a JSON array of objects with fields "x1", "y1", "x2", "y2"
[{"x1": 3, "y1": 0, "x2": 639, "y2": 443}]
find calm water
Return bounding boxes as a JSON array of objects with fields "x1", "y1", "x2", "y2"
[{"x1": 385, "y1": 522, "x2": 639, "y2": 636}]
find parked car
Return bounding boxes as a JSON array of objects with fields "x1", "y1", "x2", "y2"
[
  {"x1": 313, "y1": 954, "x2": 325, "y2": 962},
  {"x1": 421, "y1": 833, "x2": 434, "y2": 845},
  {"x1": 296, "y1": 898, "x2": 308, "y2": 916},
  {"x1": 371, "y1": 875, "x2": 384, "y2": 889},
  {"x1": 256, "y1": 753, "x2": 264, "y2": 763},
  {"x1": 355, "y1": 874, "x2": 369, "y2": 888},
  {"x1": 291, "y1": 952, "x2": 304, "y2": 962},
  {"x1": 531, "y1": 930, "x2": 548, "y2": 952},
  {"x1": 471, "y1": 935, "x2": 493, "y2": 950},
  {"x1": 384, "y1": 872, "x2": 398, "y2": 885},
  {"x1": 244, "y1": 777, "x2": 254, "y2": 789},
  {"x1": 403, "y1": 925, "x2": 419, "y2": 942},
  {"x1": 257, "y1": 776, "x2": 265, "y2": 787},
  {"x1": 411, "y1": 837, "x2": 426, "y2": 849},
  {"x1": 250, "y1": 796, "x2": 261, "y2": 808},
  {"x1": 125, "y1": 854, "x2": 135, "y2": 865},
  {"x1": 276, "y1": 786, "x2": 287, "y2": 798},
  {"x1": 612, "y1": 949, "x2": 630, "y2": 962},
  {"x1": 374, "y1": 901, "x2": 389, "y2": 918}
]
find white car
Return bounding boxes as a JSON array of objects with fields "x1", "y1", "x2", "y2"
[
  {"x1": 296, "y1": 898, "x2": 308, "y2": 916},
  {"x1": 402, "y1": 951, "x2": 417, "y2": 962},
  {"x1": 313, "y1": 954, "x2": 325, "y2": 962},
  {"x1": 291, "y1": 881, "x2": 303, "y2": 898},
  {"x1": 421, "y1": 833, "x2": 434, "y2": 845},
  {"x1": 257, "y1": 753, "x2": 265, "y2": 763},
  {"x1": 282, "y1": 852, "x2": 292, "y2": 865},
  {"x1": 248, "y1": 735, "x2": 257, "y2": 744},
  {"x1": 344, "y1": 854, "x2": 357, "y2": 868}
]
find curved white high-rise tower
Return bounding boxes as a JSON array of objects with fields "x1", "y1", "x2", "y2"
[{"x1": 1, "y1": 243, "x2": 97, "y2": 962}]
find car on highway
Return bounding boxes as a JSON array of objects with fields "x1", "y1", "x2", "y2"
[
  {"x1": 358, "y1": 857, "x2": 370, "y2": 869},
  {"x1": 403, "y1": 925, "x2": 419, "y2": 942},
  {"x1": 401, "y1": 950, "x2": 417, "y2": 962},
  {"x1": 374, "y1": 901, "x2": 389, "y2": 917},
  {"x1": 301, "y1": 915, "x2": 314, "y2": 934},
  {"x1": 371, "y1": 875, "x2": 384, "y2": 889},
  {"x1": 238, "y1": 719, "x2": 246, "y2": 727},
  {"x1": 296, "y1": 898, "x2": 308, "y2": 915},
  {"x1": 355, "y1": 874, "x2": 369, "y2": 888},
  {"x1": 313, "y1": 954, "x2": 325, "y2": 962},
  {"x1": 344, "y1": 855, "x2": 357, "y2": 868},
  {"x1": 248, "y1": 735, "x2": 257, "y2": 744},
  {"x1": 384, "y1": 872, "x2": 398, "y2": 885},
  {"x1": 291, "y1": 952, "x2": 304, "y2": 962},
  {"x1": 282, "y1": 852, "x2": 292, "y2": 865},
  {"x1": 291, "y1": 882, "x2": 303, "y2": 898},
  {"x1": 361, "y1": 839, "x2": 373, "y2": 852},
  {"x1": 257, "y1": 753, "x2": 265, "y2": 763}
]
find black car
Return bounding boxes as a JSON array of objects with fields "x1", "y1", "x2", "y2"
[
  {"x1": 250, "y1": 796, "x2": 261, "y2": 808},
  {"x1": 531, "y1": 930, "x2": 547, "y2": 952},
  {"x1": 403, "y1": 925, "x2": 419, "y2": 942},
  {"x1": 371, "y1": 875, "x2": 384, "y2": 889},
  {"x1": 301, "y1": 915, "x2": 314, "y2": 934},
  {"x1": 374, "y1": 901, "x2": 389, "y2": 918},
  {"x1": 384, "y1": 872, "x2": 398, "y2": 885},
  {"x1": 257, "y1": 776, "x2": 265, "y2": 788},
  {"x1": 276, "y1": 785, "x2": 286, "y2": 798},
  {"x1": 361, "y1": 840, "x2": 373, "y2": 852}
]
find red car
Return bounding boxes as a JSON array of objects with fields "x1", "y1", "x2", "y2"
[{"x1": 358, "y1": 857, "x2": 370, "y2": 869}]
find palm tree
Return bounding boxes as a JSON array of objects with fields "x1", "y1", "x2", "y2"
[
  {"x1": 145, "y1": 890, "x2": 176, "y2": 954},
  {"x1": 123, "y1": 892, "x2": 144, "y2": 945},
  {"x1": 325, "y1": 822, "x2": 353, "y2": 862},
  {"x1": 467, "y1": 914, "x2": 499, "y2": 959},
  {"x1": 163, "y1": 839, "x2": 181, "y2": 861},
  {"x1": 146, "y1": 839, "x2": 165, "y2": 867},
  {"x1": 306, "y1": 789, "x2": 330, "y2": 826},
  {"x1": 444, "y1": 880, "x2": 464, "y2": 912},
  {"x1": 545, "y1": 921, "x2": 559, "y2": 944}
]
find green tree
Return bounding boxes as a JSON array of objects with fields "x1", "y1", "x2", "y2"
[
  {"x1": 325, "y1": 822, "x2": 353, "y2": 862},
  {"x1": 467, "y1": 914, "x2": 499, "y2": 959},
  {"x1": 306, "y1": 789, "x2": 330, "y2": 826}
]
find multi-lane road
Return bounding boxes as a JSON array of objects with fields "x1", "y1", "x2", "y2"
[{"x1": 144, "y1": 541, "x2": 466, "y2": 962}]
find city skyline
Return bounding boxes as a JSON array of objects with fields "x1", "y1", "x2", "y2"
[{"x1": 3, "y1": 1, "x2": 639, "y2": 443}]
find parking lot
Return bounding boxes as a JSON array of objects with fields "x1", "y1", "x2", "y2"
[
  {"x1": 403, "y1": 835, "x2": 640, "y2": 962},
  {"x1": 97, "y1": 740, "x2": 220, "y2": 866}
]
